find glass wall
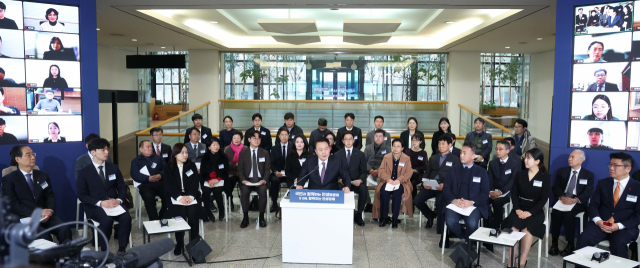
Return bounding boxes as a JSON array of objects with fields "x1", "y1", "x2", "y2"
[
  {"x1": 222, "y1": 53, "x2": 447, "y2": 101},
  {"x1": 480, "y1": 53, "x2": 529, "y2": 110}
]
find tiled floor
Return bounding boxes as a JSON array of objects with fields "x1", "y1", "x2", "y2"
[{"x1": 77, "y1": 190, "x2": 570, "y2": 268}]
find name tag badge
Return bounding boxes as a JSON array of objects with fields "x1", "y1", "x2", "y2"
[
  {"x1": 482, "y1": 140, "x2": 488, "y2": 144},
  {"x1": 218, "y1": 164, "x2": 225, "y2": 169},
  {"x1": 162, "y1": 153, "x2": 168, "y2": 158},
  {"x1": 473, "y1": 177, "x2": 481, "y2": 183},
  {"x1": 185, "y1": 170, "x2": 193, "y2": 177},
  {"x1": 259, "y1": 157, "x2": 266, "y2": 162},
  {"x1": 384, "y1": 137, "x2": 388, "y2": 140},
  {"x1": 505, "y1": 169, "x2": 512, "y2": 175},
  {"x1": 446, "y1": 161, "x2": 453, "y2": 167},
  {"x1": 151, "y1": 163, "x2": 157, "y2": 169},
  {"x1": 418, "y1": 156, "x2": 424, "y2": 161},
  {"x1": 200, "y1": 149, "x2": 206, "y2": 154},
  {"x1": 627, "y1": 195, "x2": 638, "y2": 203},
  {"x1": 202, "y1": 134, "x2": 208, "y2": 139},
  {"x1": 381, "y1": 150, "x2": 387, "y2": 155},
  {"x1": 533, "y1": 180, "x2": 542, "y2": 187},
  {"x1": 399, "y1": 162, "x2": 405, "y2": 167},
  {"x1": 261, "y1": 131, "x2": 266, "y2": 135},
  {"x1": 579, "y1": 179, "x2": 588, "y2": 185},
  {"x1": 291, "y1": 135, "x2": 295, "y2": 138},
  {"x1": 354, "y1": 136, "x2": 358, "y2": 140},
  {"x1": 40, "y1": 181, "x2": 48, "y2": 189},
  {"x1": 108, "y1": 174, "x2": 116, "y2": 181}
]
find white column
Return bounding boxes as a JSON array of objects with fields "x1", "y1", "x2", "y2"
[
  {"x1": 528, "y1": 50, "x2": 555, "y2": 143},
  {"x1": 188, "y1": 49, "x2": 220, "y2": 132},
  {"x1": 447, "y1": 51, "x2": 481, "y2": 134}
]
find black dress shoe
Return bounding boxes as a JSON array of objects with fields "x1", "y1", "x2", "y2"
[
  {"x1": 548, "y1": 245, "x2": 560, "y2": 256},
  {"x1": 259, "y1": 218, "x2": 267, "y2": 227},
  {"x1": 207, "y1": 213, "x2": 216, "y2": 223},
  {"x1": 425, "y1": 217, "x2": 434, "y2": 228},
  {"x1": 364, "y1": 203, "x2": 372, "y2": 213},
  {"x1": 392, "y1": 220, "x2": 398, "y2": 229},
  {"x1": 173, "y1": 245, "x2": 182, "y2": 256},
  {"x1": 560, "y1": 244, "x2": 575, "y2": 257},
  {"x1": 270, "y1": 203, "x2": 279, "y2": 213},
  {"x1": 240, "y1": 217, "x2": 249, "y2": 228},
  {"x1": 379, "y1": 219, "x2": 387, "y2": 227},
  {"x1": 218, "y1": 212, "x2": 225, "y2": 221}
]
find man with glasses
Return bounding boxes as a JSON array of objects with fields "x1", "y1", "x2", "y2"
[
  {"x1": 587, "y1": 69, "x2": 619, "y2": 92},
  {"x1": 150, "y1": 127, "x2": 171, "y2": 164},
  {"x1": 464, "y1": 118, "x2": 492, "y2": 169},
  {"x1": 576, "y1": 152, "x2": 640, "y2": 258}
]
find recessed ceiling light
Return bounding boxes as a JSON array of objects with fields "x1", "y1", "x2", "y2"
[
  {"x1": 445, "y1": 21, "x2": 455, "y2": 24},
  {"x1": 537, "y1": 38, "x2": 543, "y2": 40},
  {"x1": 330, "y1": 8, "x2": 339, "y2": 10},
  {"x1": 505, "y1": 46, "x2": 510, "y2": 49},
  {"x1": 96, "y1": 28, "x2": 100, "y2": 30},
  {"x1": 210, "y1": 21, "x2": 218, "y2": 24},
  {"x1": 132, "y1": 39, "x2": 137, "y2": 41},
  {"x1": 161, "y1": 47, "x2": 166, "y2": 48}
]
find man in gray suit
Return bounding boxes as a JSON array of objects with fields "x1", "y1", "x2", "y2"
[
  {"x1": 237, "y1": 129, "x2": 270, "y2": 228},
  {"x1": 365, "y1": 115, "x2": 391, "y2": 147},
  {"x1": 185, "y1": 128, "x2": 206, "y2": 172},
  {"x1": 74, "y1": 133, "x2": 111, "y2": 181},
  {"x1": 364, "y1": 129, "x2": 391, "y2": 186}
]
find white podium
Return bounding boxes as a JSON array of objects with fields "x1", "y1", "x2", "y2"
[{"x1": 281, "y1": 192, "x2": 355, "y2": 264}]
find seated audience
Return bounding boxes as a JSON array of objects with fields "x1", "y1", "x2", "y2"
[
  {"x1": 223, "y1": 130, "x2": 244, "y2": 210},
  {"x1": 244, "y1": 113, "x2": 272, "y2": 151},
  {"x1": 365, "y1": 129, "x2": 391, "y2": 186},
  {"x1": 269, "y1": 127, "x2": 292, "y2": 212},
  {"x1": 201, "y1": 137, "x2": 233, "y2": 222},
  {"x1": 336, "y1": 113, "x2": 362, "y2": 151},
  {"x1": 373, "y1": 138, "x2": 413, "y2": 228},
  {"x1": 185, "y1": 128, "x2": 206, "y2": 172},
  {"x1": 183, "y1": 113, "x2": 212, "y2": 145},
  {"x1": 335, "y1": 131, "x2": 369, "y2": 226},
  {"x1": 510, "y1": 119, "x2": 536, "y2": 159},
  {"x1": 275, "y1": 112, "x2": 307, "y2": 147},
  {"x1": 404, "y1": 133, "x2": 429, "y2": 205},
  {"x1": 285, "y1": 135, "x2": 308, "y2": 188},
  {"x1": 219, "y1": 115, "x2": 236, "y2": 149},
  {"x1": 400, "y1": 117, "x2": 425, "y2": 150},
  {"x1": 464, "y1": 118, "x2": 492, "y2": 169},
  {"x1": 238, "y1": 130, "x2": 270, "y2": 228},
  {"x1": 130, "y1": 140, "x2": 167, "y2": 222},
  {"x1": 431, "y1": 117, "x2": 451, "y2": 157},
  {"x1": 75, "y1": 133, "x2": 111, "y2": 181},
  {"x1": 150, "y1": 127, "x2": 171, "y2": 164},
  {"x1": 309, "y1": 118, "x2": 331, "y2": 152},
  {"x1": 366, "y1": 115, "x2": 391, "y2": 147}
]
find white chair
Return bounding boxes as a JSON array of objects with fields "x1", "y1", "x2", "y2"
[
  {"x1": 596, "y1": 224, "x2": 640, "y2": 257},
  {"x1": 418, "y1": 197, "x2": 436, "y2": 226},
  {"x1": 134, "y1": 184, "x2": 162, "y2": 229},
  {"x1": 85, "y1": 212, "x2": 132, "y2": 250},
  {"x1": 442, "y1": 217, "x2": 484, "y2": 255},
  {"x1": 239, "y1": 191, "x2": 270, "y2": 221}
]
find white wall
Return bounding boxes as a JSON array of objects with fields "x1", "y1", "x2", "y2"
[
  {"x1": 447, "y1": 51, "x2": 481, "y2": 134},
  {"x1": 188, "y1": 49, "x2": 220, "y2": 132},
  {"x1": 97, "y1": 45, "x2": 139, "y2": 141},
  {"x1": 528, "y1": 50, "x2": 555, "y2": 143}
]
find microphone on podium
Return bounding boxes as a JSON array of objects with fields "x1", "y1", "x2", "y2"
[{"x1": 285, "y1": 166, "x2": 319, "y2": 199}]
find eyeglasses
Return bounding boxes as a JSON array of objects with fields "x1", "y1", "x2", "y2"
[
  {"x1": 608, "y1": 163, "x2": 628, "y2": 168},
  {"x1": 595, "y1": 74, "x2": 607, "y2": 77}
]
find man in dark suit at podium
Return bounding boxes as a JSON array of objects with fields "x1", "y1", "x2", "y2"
[{"x1": 296, "y1": 137, "x2": 351, "y2": 193}]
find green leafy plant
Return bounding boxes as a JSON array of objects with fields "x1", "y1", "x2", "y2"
[{"x1": 482, "y1": 100, "x2": 497, "y2": 111}]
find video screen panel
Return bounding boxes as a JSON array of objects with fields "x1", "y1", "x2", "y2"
[
  {"x1": 570, "y1": 1, "x2": 640, "y2": 150},
  {"x1": 0, "y1": 1, "x2": 81, "y2": 145}
]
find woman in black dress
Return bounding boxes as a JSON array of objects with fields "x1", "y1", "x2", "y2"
[
  {"x1": 201, "y1": 137, "x2": 235, "y2": 222},
  {"x1": 400, "y1": 117, "x2": 425, "y2": 150},
  {"x1": 43, "y1": 37, "x2": 77, "y2": 61},
  {"x1": 622, "y1": 6, "x2": 633, "y2": 31},
  {"x1": 404, "y1": 133, "x2": 429, "y2": 203},
  {"x1": 164, "y1": 143, "x2": 206, "y2": 255},
  {"x1": 42, "y1": 64, "x2": 68, "y2": 88},
  {"x1": 431, "y1": 117, "x2": 451, "y2": 157},
  {"x1": 502, "y1": 148, "x2": 550, "y2": 268},
  {"x1": 285, "y1": 135, "x2": 308, "y2": 187}
]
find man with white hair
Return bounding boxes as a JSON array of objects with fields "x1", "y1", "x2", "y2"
[{"x1": 549, "y1": 150, "x2": 595, "y2": 257}]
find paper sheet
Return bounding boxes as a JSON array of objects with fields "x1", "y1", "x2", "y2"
[
  {"x1": 29, "y1": 239, "x2": 57, "y2": 250},
  {"x1": 139, "y1": 166, "x2": 150, "y2": 176},
  {"x1": 553, "y1": 200, "x2": 576, "y2": 212},
  {"x1": 446, "y1": 204, "x2": 476, "y2": 216},
  {"x1": 499, "y1": 191, "x2": 510, "y2": 198},
  {"x1": 20, "y1": 217, "x2": 47, "y2": 224},
  {"x1": 499, "y1": 231, "x2": 526, "y2": 241},
  {"x1": 574, "y1": 246, "x2": 608, "y2": 257},
  {"x1": 171, "y1": 196, "x2": 197, "y2": 206},
  {"x1": 385, "y1": 183, "x2": 400, "y2": 191},
  {"x1": 103, "y1": 206, "x2": 126, "y2": 216},
  {"x1": 422, "y1": 179, "x2": 440, "y2": 190},
  {"x1": 203, "y1": 180, "x2": 224, "y2": 188},
  {"x1": 245, "y1": 182, "x2": 261, "y2": 187}
]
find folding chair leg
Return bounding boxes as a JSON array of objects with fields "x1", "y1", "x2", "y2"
[
  {"x1": 199, "y1": 219, "x2": 204, "y2": 240},
  {"x1": 538, "y1": 237, "x2": 542, "y2": 268},
  {"x1": 129, "y1": 234, "x2": 133, "y2": 249},
  {"x1": 442, "y1": 224, "x2": 448, "y2": 255},
  {"x1": 94, "y1": 227, "x2": 98, "y2": 249},
  {"x1": 419, "y1": 212, "x2": 422, "y2": 227}
]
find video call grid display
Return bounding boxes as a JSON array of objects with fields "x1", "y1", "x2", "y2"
[{"x1": 0, "y1": 0, "x2": 81, "y2": 144}]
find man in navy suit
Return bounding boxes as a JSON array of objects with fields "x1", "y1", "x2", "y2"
[
  {"x1": 443, "y1": 142, "x2": 490, "y2": 246},
  {"x1": 577, "y1": 152, "x2": 640, "y2": 258},
  {"x1": 2, "y1": 145, "x2": 72, "y2": 243},
  {"x1": 77, "y1": 138, "x2": 132, "y2": 255},
  {"x1": 336, "y1": 131, "x2": 369, "y2": 226},
  {"x1": 269, "y1": 126, "x2": 292, "y2": 212},
  {"x1": 549, "y1": 150, "x2": 595, "y2": 257},
  {"x1": 296, "y1": 137, "x2": 351, "y2": 193},
  {"x1": 485, "y1": 140, "x2": 522, "y2": 252}
]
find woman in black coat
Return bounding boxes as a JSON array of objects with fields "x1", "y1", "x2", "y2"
[
  {"x1": 431, "y1": 117, "x2": 451, "y2": 156},
  {"x1": 400, "y1": 117, "x2": 425, "y2": 150},
  {"x1": 285, "y1": 136, "x2": 309, "y2": 187},
  {"x1": 164, "y1": 143, "x2": 206, "y2": 255},
  {"x1": 502, "y1": 148, "x2": 551, "y2": 268},
  {"x1": 201, "y1": 137, "x2": 234, "y2": 222}
]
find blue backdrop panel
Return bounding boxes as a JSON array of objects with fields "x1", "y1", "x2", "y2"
[{"x1": 0, "y1": 0, "x2": 98, "y2": 222}]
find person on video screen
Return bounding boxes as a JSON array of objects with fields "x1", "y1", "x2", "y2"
[
  {"x1": 605, "y1": 8, "x2": 623, "y2": 28},
  {"x1": 39, "y1": 8, "x2": 65, "y2": 32},
  {"x1": 587, "y1": 69, "x2": 619, "y2": 92},
  {"x1": 622, "y1": 6, "x2": 632, "y2": 31},
  {"x1": 0, "y1": 117, "x2": 18, "y2": 145},
  {"x1": 0, "y1": 88, "x2": 18, "y2": 115},
  {"x1": 42, "y1": 65, "x2": 68, "y2": 88},
  {"x1": 0, "y1": 36, "x2": 11, "y2": 59},
  {"x1": 582, "y1": 94, "x2": 618, "y2": 120},
  {"x1": 43, "y1": 37, "x2": 75, "y2": 61},
  {"x1": 583, "y1": 41, "x2": 605, "y2": 63},
  {"x1": 0, "y1": 67, "x2": 22, "y2": 87},
  {"x1": 43, "y1": 122, "x2": 65, "y2": 143},
  {"x1": 33, "y1": 89, "x2": 60, "y2": 112},
  {"x1": 0, "y1": 2, "x2": 18, "y2": 30},
  {"x1": 583, "y1": 127, "x2": 613, "y2": 150},
  {"x1": 576, "y1": 8, "x2": 587, "y2": 32},
  {"x1": 588, "y1": 10, "x2": 600, "y2": 26}
]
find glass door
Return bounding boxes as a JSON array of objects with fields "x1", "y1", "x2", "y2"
[{"x1": 310, "y1": 69, "x2": 360, "y2": 100}]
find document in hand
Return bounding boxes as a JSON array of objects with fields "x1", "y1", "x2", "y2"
[
  {"x1": 203, "y1": 180, "x2": 225, "y2": 188},
  {"x1": 446, "y1": 203, "x2": 476, "y2": 216},
  {"x1": 139, "y1": 166, "x2": 150, "y2": 176},
  {"x1": 422, "y1": 179, "x2": 440, "y2": 190},
  {"x1": 498, "y1": 191, "x2": 510, "y2": 198},
  {"x1": 385, "y1": 183, "x2": 400, "y2": 192},
  {"x1": 20, "y1": 217, "x2": 47, "y2": 224},
  {"x1": 552, "y1": 201, "x2": 576, "y2": 212},
  {"x1": 103, "y1": 206, "x2": 126, "y2": 216},
  {"x1": 171, "y1": 196, "x2": 197, "y2": 206},
  {"x1": 245, "y1": 182, "x2": 261, "y2": 186}
]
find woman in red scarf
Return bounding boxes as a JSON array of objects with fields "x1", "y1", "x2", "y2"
[{"x1": 223, "y1": 130, "x2": 244, "y2": 210}]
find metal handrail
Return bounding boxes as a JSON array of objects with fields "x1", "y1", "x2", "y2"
[
  {"x1": 458, "y1": 103, "x2": 512, "y2": 133},
  {"x1": 135, "y1": 101, "x2": 211, "y2": 136}
]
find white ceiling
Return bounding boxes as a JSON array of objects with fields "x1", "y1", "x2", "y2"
[{"x1": 96, "y1": 0, "x2": 556, "y2": 53}]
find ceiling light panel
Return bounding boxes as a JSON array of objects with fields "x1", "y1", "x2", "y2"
[
  {"x1": 258, "y1": 19, "x2": 318, "y2": 34},
  {"x1": 343, "y1": 36, "x2": 391, "y2": 45},
  {"x1": 343, "y1": 19, "x2": 401, "y2": 35},
  {"x1": 272, "y1": 35, "x2": 321, "y2": 45}
]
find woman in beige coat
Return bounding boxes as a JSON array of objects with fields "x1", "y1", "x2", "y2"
[{"x1": 372, "y1": 138, "x2": 414, "y2": 228}]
